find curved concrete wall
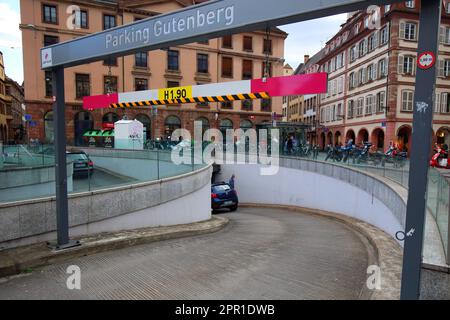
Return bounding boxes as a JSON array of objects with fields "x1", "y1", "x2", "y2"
[
  {"x1": 0, "y1": 163, "x2": 74, "y2": 202},
  {"x1": 218, "y1": 157, "x2": 406, "y2": 243},
  {"x1": 0, "y1": 165, "x2": 212, "y2": 249}
]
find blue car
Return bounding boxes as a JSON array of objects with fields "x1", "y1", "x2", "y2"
[{"x1": 211, "y1": 182, "x2": 238, "y2": 212}]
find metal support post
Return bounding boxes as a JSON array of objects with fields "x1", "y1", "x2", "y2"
[
  {"x1": 400, "y1": 0, "x2": 441, "y2": 300},
  {"x1": 48, "y1": 67, "x2": 80, "y2": 250}
]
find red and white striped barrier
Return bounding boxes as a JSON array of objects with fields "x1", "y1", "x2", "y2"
[{"x1": 83, "y1": 73, "x2": 327, "y2": 110}]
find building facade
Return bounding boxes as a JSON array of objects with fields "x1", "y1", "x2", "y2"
[
  {"x1": 306, "y1": 1, "x2": 450, "y2": 152},
  {"x1": 20, "y1": 0, "x2": 287, "y2": 145},
  {"x1": 0, "y1": 52, "x2": 12, "y2": 143},
  {"x1": 5, "y1": 77, "x2": 25, "y2": 143},
  {"x1": 281, "y1": 63, "x2": 293, "y2": 122}
]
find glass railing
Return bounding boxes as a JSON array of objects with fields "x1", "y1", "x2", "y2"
[
  {"x1": 0, "y1": 143, "x2": 209, "y2": 204},
  {"x1": 275, "y1": 148, "x2": 448, "y2": 264}
]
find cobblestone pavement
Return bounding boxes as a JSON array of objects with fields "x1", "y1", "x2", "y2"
[{"x1": 0, "y1": 207, "x2": 370, "y2": 300}]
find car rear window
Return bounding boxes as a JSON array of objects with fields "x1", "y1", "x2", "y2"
[
  {"x1": 67, "y1": 153, "x2": 88, "y2": 161},
  {"x1": 212, "y1": 185, "x2": 231, "y2": 192}
]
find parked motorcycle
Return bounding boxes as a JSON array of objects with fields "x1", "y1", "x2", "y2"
[
  {"x1": 430, "y1": 144, "x2": 450, "y2": 169},
  {"x1": 381, "y1": 145, "x2": 407, "y2": 168},
  {"x1": 324, "y1": 144, "x2": 343, "y2": 162}
]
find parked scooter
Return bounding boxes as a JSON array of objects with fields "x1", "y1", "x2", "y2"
[
  {"x1": 430, "y1": 144, "x2": 450, "y2": 169},
  {"x1": 381, "y1": 145, "x2": 407, "y2": 168}
]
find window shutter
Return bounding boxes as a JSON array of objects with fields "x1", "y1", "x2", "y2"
[
  {"x1": 373, "y1": 63, "x2": 378, "y2": 80},
  {"x1": 412, "y1": 57, "x2": 417, "y2": 75},
  {"x1": 435, "y1": 92, "x2": 441, "y2": 113},
  {"x1": 399, "y1": 22, "x2": 406, "y2": 39},
  {"x1": 440, "y1": 26, "x2": 446, "y2": 44},
  {"x1": 373, "y1": 31, "x2": 379, "y2": 48},
  {"x1": 398, "y1": 55, "x2": 404, "y2": 74},
  {"x1": 439, "y1": 59, "x2": 445, "y2": 77},
  {"x1": 363, "y1": 39, "x2": 368, "y2": 55},
  {"x1": 441, "y1": 93, "x2": 447, "y2": 113},
  {"x1": 384, "y1": 58, "x2": 389, "y2": 75}
]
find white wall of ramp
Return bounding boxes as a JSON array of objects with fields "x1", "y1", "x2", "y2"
[{"x1": 218, "y1": 162, "x2": 404, "y2": 244}]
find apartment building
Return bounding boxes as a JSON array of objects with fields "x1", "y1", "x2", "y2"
[
  {"x1": 314, "y1": 1, "x2": 450, "y2": 152},
  {"x1": 20, "y1": 0, "x2": 287, "y2": 145},
  {"x1": 0, "y1": 52, "x2": 11, "y2": 143},
  {"x1": 281, "y1": 63, "x2": 293, "y2": 121},
  {"x1": 5, "y1": 77, "x2": 25, "y2": 142}
]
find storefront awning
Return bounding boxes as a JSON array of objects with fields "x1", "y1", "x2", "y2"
[
  {"x1": 83, "y1": 130, "x2": 102, "y2": 137},
  {"x1": 102, "y1": 130, "x2": 114, "y2": 137}
]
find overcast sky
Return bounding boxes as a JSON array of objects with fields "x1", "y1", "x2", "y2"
[{"x1": 0, "y1": 0, "x2": 347, "y2": 84}]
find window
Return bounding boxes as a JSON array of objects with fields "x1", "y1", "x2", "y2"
[
  {"x1": 358, "y1": 68, "x2": 365, "y2": 85},
  {"x1": 74, "y1": 9, "x2": 88, "y2": 29},
  {"x1": 42, "y1": 4, "x2": 57, "y2": 24},
  {"x1": 368, "y1": 32, "x2": 378, "y2": 52},
  {"x1": 222, "y1": 57, "x2": 233, "y2": 77},
  {"x1": 402, "y1": 90, "x2": 414, "y2": 111},
  {"x1": 45, "y1": 71, "x2": 52, "y2": 97},
  {"x1": 405, "y1": 1, "x2": 415, "y2": 8},
  {"x1": 380, "y1": 26, "x2": 389, "y2": 44},
  {"x1": 367, "y1": 64, "x2": 374, "y2": 81},
  {"x1": 356, "y1": 98, "x2": 364, "y2": 116},
  {"x1": 221, "y1": 101, "x2": 233, "y2": 109},
  {"x1": 349, "y1": 72, "x2": 356, "y2": 89},
  {"x1": 337, "y1": 103, "x2": 342, "y2": 118},
  {"x1": 104, "y1": 76, "x2": 117, "y2": 94},
  {"x1": 349, "y1": 46, "x2": 357, "y2": 62},
  {"x1": 262, "y1": 62, "x2": 272, "y2": 77},
  {"x1": 261, "y1": 99, "x2": 272, "y2": 112},
  {"x1": 378, "y1": 58, "x2": 387, "y2": 77},
  {"x1": 243, "y1": 36, "x2": 253, "y2": 51},
  {"x1": 364, "y1": 16, "x2": 370, "y2": 29},
  {"x1": 242, "y1": 60, "x2": 253, "y2": 79},
  {"x1": 167, "y1": 81, "x2": 179, "y2": 88},
  {"x1": 222, "y1": 35, "x2": 232, "y2": 48},
  {"x1": 440, "y1": 26, "x2": 450, "y2": 44},
  {"x1": 75, "y1": 74, "x2": 90, "y2": 99},
  {"x1": 167, "y1": 50, "x2": 179, "y2": 71},
  {"x1": 135, "y1": 52, "x2": 148, "y2": 67},
  {"x1": 337, "y1": 77, "x2": 343, "y2": 94},
  {"x1": 103, "y1": 56, "x2": 117, "y2": 66},
  {"x1": 103, "y1": 14, "x2": 116, "y2": 30},
  {"x1": 385, "y1": 5, "x2": 391, "y2": 12},
  {"x1": 263, "y1": 39, "x2": 272, "y2": 54},
  {"x1": 399, "y1": 55, "x2": 415, "y2": 75},
  {"x1": 400, "y1": 22, "x2": 417, "y2": 40},
  {"x1": 197, "y1": 53, "x2": 209, "y2": 73},
  {"x1": 242, "y1": 99, "x2": 253, "y2": 110},
  {"x1": 445, "y1": 60, "x2": 450, "y2": 77},
  {"x1": 441, "y1": 93, "x2": 450, "y2": 113},
  {"x1": 376, "y1": 91, "x2": 386, "y2": 112},
  {"x1": 134, "y1": 78, "x2": 148, "y2": 91},
  {"x1": 358, "y1": 39, "x2": 367, "y2": 57},
  {"x1": 365, "y1": 95, "x2": 374, "y2": 114},
  {"x1": 44, "y1": 35, "x2": 59, "y2": 46},
  {"x1": 447, "y1": 2, "x2": 450, "y2": 14}
]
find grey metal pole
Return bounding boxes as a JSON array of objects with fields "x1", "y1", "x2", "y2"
[
  {"x1": 400, "y1": 0, "x2": 441, "y2": 300},
  {"x1": 50, "y1": 67, "x2": 79, "y2": 250}
]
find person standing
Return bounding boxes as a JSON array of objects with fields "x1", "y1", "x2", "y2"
[{"x1": 229, "y1": 174, "x2": 235, "y2": 189}]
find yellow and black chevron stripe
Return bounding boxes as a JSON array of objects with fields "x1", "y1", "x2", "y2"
[{"x1": 110, "y1": 92, "x2": 270, "y2": 109}]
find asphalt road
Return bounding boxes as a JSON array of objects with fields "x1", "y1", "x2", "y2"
[
  {"x1": 0, "y1": 207, "x2": 370, "y2": 300},
  {"x1": 72, "y1": 168, "x2": 137, "y2": 192}
]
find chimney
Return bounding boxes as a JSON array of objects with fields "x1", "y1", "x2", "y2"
[{"x1": 304, "y1": 55, "x2": 310, "y2": 63}]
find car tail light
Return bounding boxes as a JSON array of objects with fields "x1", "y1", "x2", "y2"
[
  {"x1": 211, "y1": 193, "x2": 218, "y2": 198},
  {"x1": 88, "y1": 161, "x2": 93, "y2": 166}
]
